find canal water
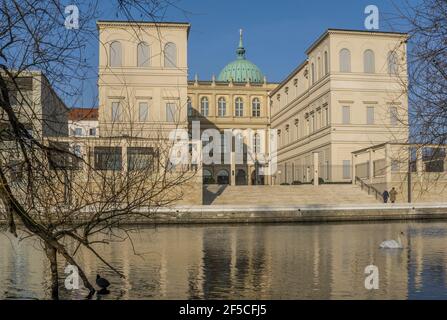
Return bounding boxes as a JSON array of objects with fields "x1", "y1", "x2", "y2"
[{"x1": 1, "y1": 220, "x2": 447, "y2": 299}]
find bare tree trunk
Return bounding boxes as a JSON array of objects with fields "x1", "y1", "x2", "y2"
[{"x1": 44, "y1": 244, "x2": 59, "y2": 300}]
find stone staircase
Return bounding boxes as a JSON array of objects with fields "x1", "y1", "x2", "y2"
[{"x1": 203, "y1": 184, "x2": 380, "y2": 206}]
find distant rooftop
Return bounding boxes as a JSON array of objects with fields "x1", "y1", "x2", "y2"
[{"x1": 69, "y1": 108, "x2": 98, "y2": 121}]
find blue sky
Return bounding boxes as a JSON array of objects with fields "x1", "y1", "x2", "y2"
[{"x1": 73, "y1": 0, "x2": 408, "y2": 107}]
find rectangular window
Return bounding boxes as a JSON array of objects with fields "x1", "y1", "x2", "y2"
[
  {"x1": 342, "y1": 106, "x2": 350, "y2": 124},
  {"x1": 111, "y1": 101, "x2": 120, "y2": 122},
  {"x1": 166, "y1": 103, "x2": 177, "y2": 122},
  {"x1": 391, "y1": 160, "x2": 399, "y2": 172},
  {"x1": 139, "y1": 102, "x2": 148, "y2": 122},
  {"x1": 390, "y1": 106, "x2": 398, "y2": 126},
  {"x1": 74, "y1": 128, "x2": 82, "y2": 136},
  {"x1": 343, "y1": 160, "x2": 351, "y2": 179},
  {"x1": 89, "y1": 128, "x2": 96, "y2": 136},
  {"x1": 94, "y1": 147, "x2": 122, "y2": 171},
  {"x1": 128, "y1": 147, "x2": 155, "y2": 171},
  {"x1": 367, "y1": 106, "x2": 375, "y2": 125}
]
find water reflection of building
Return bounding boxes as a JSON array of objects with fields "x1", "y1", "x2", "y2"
[{"x1": 4, "y1": 222, "x2": 447, "y2": 299}]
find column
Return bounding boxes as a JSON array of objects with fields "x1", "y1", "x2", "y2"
[
  {"x1": 313, "y1": 152, "x2": 319, "y2": 186},
  {"x1": 385, "y1": 143, "x2": 392, "y2": 191},
  {"x1": 416, "y1": 147, "x2": 423, "y2": 178},
  {"x1": 352, "y1": 153, "x2": 356, "y2": 185},
  {"x1": 230, "y1": 150, "x2": 236, "y2": 186},
  {"x1": 368, "y1": 148, "x2": 374, "y2": 184}
]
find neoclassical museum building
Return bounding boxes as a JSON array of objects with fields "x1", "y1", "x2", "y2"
[{"x1": 95, "y1": 20, "x2": 409, "y2": 186}]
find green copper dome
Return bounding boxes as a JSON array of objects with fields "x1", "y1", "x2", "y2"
[{"x1": 218, "y1": 30, "x2": 264, "y2": 83}]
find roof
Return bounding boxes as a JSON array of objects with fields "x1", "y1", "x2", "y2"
[
  {"x1": 217, "y1": 29, "x2": 264, "y2": 83},
  {"x1": 271, "y1": 28, "x2": 409, "y2": 96},
  {"x1": 69, "y1": 108, "x2": 98, "y2": 121},
  {"x1": 305, "y1": 28, "x2": 408, "y2": 54},
  {"x1": 96, "y1": 20, "x2": 191, "y2": 36}
]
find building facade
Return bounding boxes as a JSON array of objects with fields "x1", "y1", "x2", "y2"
[
  {"x1": 69, "y1": 108, "x2": 99, "y2": 137},
  {"x1": 187, "y1": 31, "x2": 277, "y2": 185},
  {"x1": 94, "y1": 22, "x2": 411, "y2": 188},
  {"x1": 270, "y1": 29, "x2": 409, "y2": 184},
  {"x1": 97, "y1": 20, "x2": 190, "y2": 139}
]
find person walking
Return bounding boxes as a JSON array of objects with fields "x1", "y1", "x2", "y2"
[
  {"x1": 390, "y1": 187, "x2": 398, "y2": 203},
  {"x1": 382, "y1": 190, "x2": 389, "y2": 203}
]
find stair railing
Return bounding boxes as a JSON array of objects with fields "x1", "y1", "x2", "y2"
[{"x1": 355, "y1": 176, "x2": 382, "y2": 201}]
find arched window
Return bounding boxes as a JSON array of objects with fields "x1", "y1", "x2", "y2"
[
  {"x1": 324, "y1": 51, "x2": 329, "y2": 75},
  {"x1": 317, "y1": 56, "x2": 322, "y2": 78},
  {"x1": 137, "y1": 42, "x2": 150, "y2": 67},
  {"x1": 164, "y1": 42, "x2": 177, "y2": 68},
  {"x1": 339, "y1": 48, "x2": 351, "y2": 72},
  {"x1": 203, "y1": 169, "x2": 213, "y2": 184},
  {"x1": 388, "y1": 51, "x2": 398, "y2": 75},
  {"x1": 235, "y1": 97, "x2": 244, "y2": 117},
  {"x1": 253, "y1": 133, "x2": 261, "y2": 153},
  {"x1": 311, "y1": 62, "x2": 315, "y2": 84},
  {"x1": 200, "y1": 97, "x2": 209, "y2": 116},
  {"x1": 109, "y1": 41, "x2": 122, "y2": 67},
  {"x1": 187, "y1": 97, "x2": 193, "y2": 117},
  {"x1": 218, "y1": 97, "x2": 226, "y2": 117},
  {"x1": 363, "y1": 49, "x2": 375, "y2": 73},
  {"x1": 252, "y1": 98, "x2": 261, "y2": 117}
]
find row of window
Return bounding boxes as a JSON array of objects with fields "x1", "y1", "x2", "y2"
[
  {"x1": 188, "y1": 97, "x2": 262, "y2": 117},
  {"x1": 277, "y1": 105, "x2": 400, "y2": 147},
  {"x1": 71, "y1": 127, "x2": 97, "y2": 136},
  {"x1": 278, "y1": 107, "x2": 330, "y2": 147},
  {"x1": 109, "y1": 41, "x2": 177, "y2": 68},
  {"x1": 338, "y1": 49, "x2": 399, "y2": 74},
  {"x1": 110, "y1": 101, "x2": 179, "y2": 122},
  {"x1": 341, "y1": 105, "x2": 399, "y2": 125}
]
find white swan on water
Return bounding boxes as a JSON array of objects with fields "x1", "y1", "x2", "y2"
[{"x1": 380, "y1": 232, "x2": 404, "y2": 249}]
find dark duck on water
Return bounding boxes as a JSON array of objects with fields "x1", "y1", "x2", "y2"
[{"x1": 96, "y1": 274, "x2": 110, "y2": 294}]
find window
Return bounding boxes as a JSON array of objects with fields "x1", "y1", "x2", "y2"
[
  {"x1": 390, "y1": 106, "x2": 398, "y2": 125},
  {"x1": 363, "y1": 49, "x2": 375, "y2": 73},
  {"x1": 391, "y1": 160, "x2": 399, "y2": 172},
  {"x1": 201, "y1": 97, "x2": 209, "y2": 116},
  {"x1": 128, "y1": 147, "x2": 154, "y2": 171},
  {"x1": 339, "y1": 48, "x2": 351, "y2": 72},
  {"x1": 111, "y1": 101, "x2": 120, "y2": 122},
  {"x1": 366, "y1": 106, "x2": 375, "y2": 124},
  {"x1": 253, "y1": 133, "x2": 261, "y2": 153},
  {"x1": 218, "y1": 97, "x2": 226, "y2": 117},
  {"x1": 294, "y1": 119, "x2": 299, "y2": 139},
  {"x1": 388, "y1": 51, "x2": 398, "y2": 75},
  {"x1": 139, "y1": 102, "x2": 148, "y2": 122},
  {"x1": 343, "y1": 160, "x2": 351, "y2": 179},
  {"x1": 203, "y1": 169, "x2": 213, "y2": 184},
  {"x1": 324, "y1": 51, "x2": 329, "y2": 75},
  {"x1": 342, "y1": 106, "x2": 350, "y2": 124},
  {"x1": 166, "y1": 103, "x2": 177, "y2": 122},
  {"x1": 311, "y1": 63, "x2": 315, "y2": 84},
  {"x1": 89, "y1": 128, "x2": 96, "y2": 136},
  {"x1": 252, "y1": 98, "x2": 261, "y2": 117},
  {"x1": 109, "y1": 41, "x2": 122, "y2": 67},
  {"x1": 235, "y1": 97, "x2": 243, "y2": 117},
  {"x1": 317, "y1": 57, "x2": 322, "y2": 78},
  {"x1": 164, "y1": 42, "x2": 177, "y2": 68},
  {"x1": 187, "y1": 97, "x2": 193, "y2": 117},
  {"x1": 137, "y1": 42, "x2": 150, "y2": 67},
  {"x1": 94, "y1": 147, "x2": 122, "y2": 171},
  {"x1": 74, "y1": 128, "x2": 82, "y2": 136}
]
